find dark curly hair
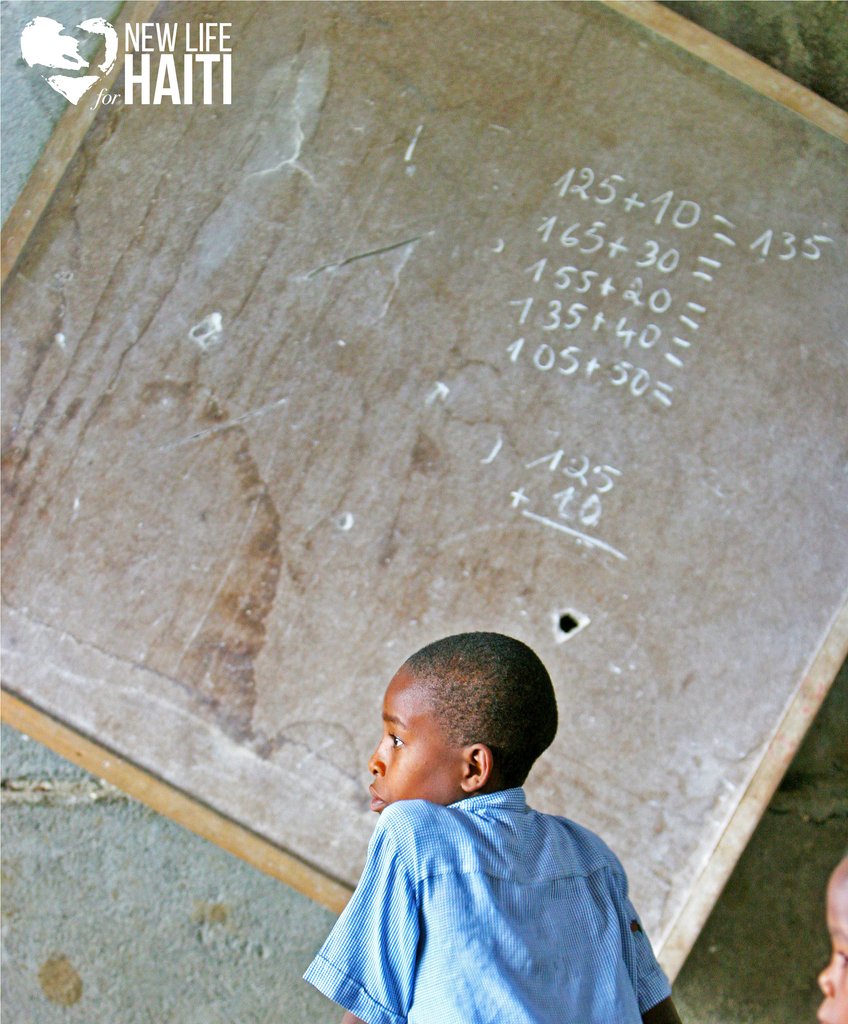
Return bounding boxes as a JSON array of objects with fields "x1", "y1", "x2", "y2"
[{"x1": 404, "y1": 632, "x2": 558, "y2": 787}]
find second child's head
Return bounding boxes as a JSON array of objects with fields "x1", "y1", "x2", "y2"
[
  {"x1": 368, "y1": 632, "x2": 557, "y2": 813},
  {"x1": 819, "y1": 855, "x2": 848, "y2": 1024}
]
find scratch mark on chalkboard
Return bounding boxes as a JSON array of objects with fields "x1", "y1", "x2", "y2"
[
  {"x1": 437, "y1": 523, "x2": 500, "y2": 550},
  {"x1": 258, "y1": 720, "x2": 361, "y2": 782},
  {"x1": 404, "y1": 123, "x2": 424, "y2": 162},
  {"x1": 244, "y1": 47, "x2": 329, "y2": 187},
  {"x1": 377, "y1": 241, "x2": 418, "y2": 319},
  {"x1": 157, "y1": 397, "x2": 288, "y2": 452},
  {"x1": 295, "y1": 735, "x2": 337, "y2": 769},
  {"x1": 521, "y1": 510, "x2": 627, "y2": 561},
  {"x1": 492, "y1": 239, "x2": 505, "y2": 253},
  {"x1": 302, "y1": 233, "x2": 428, "y2": 280},
  {"x1": 247, "y1": 120, "x2": 316, "y2": 185},
  {"x1": 489, "y1": 123, "x2": 511, "y2": 133}
]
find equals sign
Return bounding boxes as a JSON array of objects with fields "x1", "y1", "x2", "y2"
[
  {"x1": 682, "y1": 301, "x2": 706, "y2": 328},
  {"x1": 693, "y1": 256, "x2": 721, "y2": 282},
  {"x1": 652, "y1": 381, "x2": 673, "y2": 407},
  {"x1": 712, "y1": 214, "x2": 737, "y2": 247}
]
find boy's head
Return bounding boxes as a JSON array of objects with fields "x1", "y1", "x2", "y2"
[
  {"x1": 819, "y1": 855, "x2": 848, "y2": 1024},
  {"x1": 368, "y1": 632, "x2": 557, "y2": 813}
]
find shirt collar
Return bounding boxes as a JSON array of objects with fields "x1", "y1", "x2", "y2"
[{"x1": 450, "y1": 787, "x2": 527, "y2": 814}]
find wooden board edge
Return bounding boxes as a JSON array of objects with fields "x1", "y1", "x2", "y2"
[
  {"x1": 0, "y1": 687, "x2": 353, "y2": 916},
  {"x1": 602, "y1": 0, "x2": 848, "y2": 143},
  {"x1": 658, "y1": 598, "x2": 848, "y2": 979},
  {"x1": 1, "y1": 0, "x2": 161, "y2": 285}
]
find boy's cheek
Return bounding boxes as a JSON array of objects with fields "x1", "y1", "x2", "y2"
[{"x1": 819, "y1": 987, "x2": 848, "y2": 1024}]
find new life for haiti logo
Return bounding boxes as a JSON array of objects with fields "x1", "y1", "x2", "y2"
[{"x1": 21, "y1": 15, "x2": 232, "y2": 108}]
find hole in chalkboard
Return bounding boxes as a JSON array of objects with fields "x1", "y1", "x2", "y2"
[{"x1": 554, "y1": 608, "x2": 589, "y2": 643}]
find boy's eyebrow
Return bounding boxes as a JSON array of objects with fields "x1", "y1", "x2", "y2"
[{"x1": 383, "y1": 712, "x2": 408, "y2": 728}]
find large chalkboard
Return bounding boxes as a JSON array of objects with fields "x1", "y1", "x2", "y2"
[{"x1": 2, "y1": 0, "x2": 846, "y2": 975}]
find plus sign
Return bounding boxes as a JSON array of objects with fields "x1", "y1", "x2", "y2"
[
  {"x1": 600, "y1": 277, "x2": 616, "y2": 297},
  {"x1": 608, "y1": 237, "x2": 628, "y2": 258},
  {"x1": 585, "y1": 357, "x2": 601, "y2": 378},
  {"x1": 592, "y1": 311, "x2": 606, "y2": 331},
  {"x1": 623, "y1": 192, "x2": 645, "y2": 212},
  {"x1": 510, "y1": 487, "x2": 530, "y2": 509}
]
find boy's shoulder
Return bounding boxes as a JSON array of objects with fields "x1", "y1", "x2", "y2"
[
  {"x1": 372, "y1": 794, "x2": 627, "y2": 885},
  {"x1": 374, "y1": 797, "x2": 459, "y2": 847},
  {"x1": 369, "y1": 799, "x2": 459, "y2": 878}
]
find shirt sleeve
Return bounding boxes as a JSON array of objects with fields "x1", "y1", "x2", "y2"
[
  {"x1": 610, "y1": 867, "x2": 672, "y2": 1014},
  {"x1": 303, "y1": 816, "x2": 419, "y2": 1024}
]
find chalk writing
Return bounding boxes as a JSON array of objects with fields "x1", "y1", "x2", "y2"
[
  {"x1": 508, "y1": 448, "x2": 626, "y2": 559},
  {"x1": 502, "y1": 161, "x2": 837, "y2": 413},
  {"x1": 426, "y1": 381, "x2": 450, "y2": 404},
  {"x1": 188, "y1": 311, "x2": 223, "y2": 350},
  {"x1": 481, "y1": 435, "x2": 503, "y2": 464},
  {"x1": 550, "y1": 166, "x2": 836, "y2": 265},
  {"x1": 749, "y1": 229, "x2": 834, "y2": 262}
]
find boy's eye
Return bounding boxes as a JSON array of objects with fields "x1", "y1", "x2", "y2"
[{"x1": 390, "y1": 734, "x2": 404, "y2": 748}]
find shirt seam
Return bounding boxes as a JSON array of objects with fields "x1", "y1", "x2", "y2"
[{"x1": 409, "y1": 860, "x2": 624, "y2": 886}]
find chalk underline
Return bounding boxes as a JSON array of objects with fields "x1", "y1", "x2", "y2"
[{"x1": 521, "y1": 510, "x2": 628, "y2": 561}]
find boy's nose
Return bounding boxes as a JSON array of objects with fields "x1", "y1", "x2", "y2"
[
  {"x1": 368, "y1": 748, "x2": 385, "y2": 777},
  {"x1": 818, "y1": 963, "x2": 834, "y2": 997}
]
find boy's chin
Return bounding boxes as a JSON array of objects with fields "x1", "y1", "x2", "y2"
[{"x1": 369, "y1": 790, "x2": 388, "y2": 813}]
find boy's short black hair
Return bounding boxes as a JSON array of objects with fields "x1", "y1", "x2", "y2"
[{"x1": 404, "y1": 632, "x2": 558, "y2": 787}]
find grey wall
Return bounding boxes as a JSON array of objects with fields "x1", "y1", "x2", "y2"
[{"x1": 2, "y1": 2, "x2": 846, "y2": 1022}]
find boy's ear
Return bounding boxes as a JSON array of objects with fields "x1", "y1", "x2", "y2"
[{"x1": 460, "y1": 743, "x2": 494, "y2": 793}]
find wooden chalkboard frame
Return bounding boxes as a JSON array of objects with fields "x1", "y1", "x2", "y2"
[
  {"x1": 2, "y1": 0, "x2": 846, "y2": 978},
  {"x1": 607, "y1": 1, "x2": 848, "y2": 142}
]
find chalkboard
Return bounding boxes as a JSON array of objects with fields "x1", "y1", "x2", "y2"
[{"x1": 2, "y1": 0, "x2": 846, "y2": 975}]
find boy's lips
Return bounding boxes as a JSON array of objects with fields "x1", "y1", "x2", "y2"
[{"x1": 369, "y1": 784, "x2": 386, "y2": 812}]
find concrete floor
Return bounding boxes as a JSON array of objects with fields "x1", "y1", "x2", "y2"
[
  {"x1": 673, "y1": 658, "x2": 847, "y2": 1023},
  {"x1": 2, "y1": 2, "x2": 846, "y2": 1021},
  {"x1": 1, "y1": 740, "x2": 340, "y2": 1023}
]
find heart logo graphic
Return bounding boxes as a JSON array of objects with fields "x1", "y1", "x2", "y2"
[{"x1": 21, "y1": 16, "x2": 118, "y2": 105}]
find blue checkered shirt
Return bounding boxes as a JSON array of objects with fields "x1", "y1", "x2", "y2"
[{"x1": 304, "y1": 788, "x2": 671, "y2": 1023}]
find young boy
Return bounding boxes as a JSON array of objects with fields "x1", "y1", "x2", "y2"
[
  {"x1": 818, "y1": 855, "x2": 848, "y2": 1024},
  {"x1": 304, "y1": 632, "x2": 681, "y2": 1023}
]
